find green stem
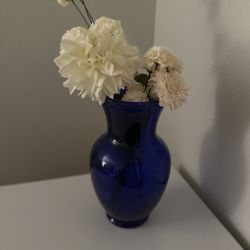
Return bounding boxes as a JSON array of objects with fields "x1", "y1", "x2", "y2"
[
  {"x1": 79, "y1": 0, "x2": 95, "y2": 24},
  {"x1": 72, "y1": 0, "x2": 90, "y2": 27}
]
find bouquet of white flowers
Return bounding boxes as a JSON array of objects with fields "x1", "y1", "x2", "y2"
[{"x1": 54, "y1": 0, "x2": 190, "y2": 109}]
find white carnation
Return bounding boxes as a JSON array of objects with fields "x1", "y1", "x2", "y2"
[
  {"x1": 57, "y1": 0, "x2": 70, "y2": 7},
  {"x1": 144, "y1": 46, "x2": 183, "y2": 73},
  {"x1": 148, "y1": 71, "x2": 190, "y2": 109},
  {"x1": 122, "y1": 84, "x2": 149, "y2": 102},
  {"x1": 54, "y1": 17, "x2": 141, "y2": 104}
]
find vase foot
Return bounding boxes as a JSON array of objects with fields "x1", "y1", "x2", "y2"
[{"x1": 106, "y1": 214, "x2": 149, "y2": 228}]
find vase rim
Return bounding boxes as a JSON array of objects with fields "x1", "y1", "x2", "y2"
[{"x1": 104, "y1": 97, "x2": 160, "y2": 108}]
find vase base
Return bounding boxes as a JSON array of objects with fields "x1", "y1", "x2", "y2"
[{"x1": 106, "y1": 214, "x2": 149, "y2": 228}]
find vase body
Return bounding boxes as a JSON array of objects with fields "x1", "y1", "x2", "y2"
[{"x1": 90, "y1": 98, "x2": 171, "y2": 228}]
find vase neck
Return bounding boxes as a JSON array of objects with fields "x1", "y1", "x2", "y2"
[{"x1": 102, "y1": 99, "x2": 162, "y2": 145}]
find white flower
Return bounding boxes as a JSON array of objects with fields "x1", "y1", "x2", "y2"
[
  {"x1": 57, "y1": 0, "x2": 70, "y2": 7},
  {"x1": 89, "y1": 16, "x2": 124, "y2": 39},
  {"x1": 148, "y1": 71, "x2": 190, "y2": 109},
  {"x1": 144, "y1": 46, "x2": 190, "y2": 109},
  {"x1": 122, "y1": 83, "x2": 149, "y2": 102},
  {"x1": 54, "y1": 17, "x2": 141, "y2": 104},
  {"x1": 144, "y1": 46, "x2": 183, "y2": 73}
]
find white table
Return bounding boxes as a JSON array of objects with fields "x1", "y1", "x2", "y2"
[{"x1": 0, "y1": 168, "x2": 241, "y2": 250}]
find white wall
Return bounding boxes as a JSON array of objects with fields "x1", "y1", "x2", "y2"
[
  {"x1": 155, "y1": 0, "x2": 250, "y2": 247},
  {"x1": 0, "y1": 0, "x2": 156, "y2": 185}
]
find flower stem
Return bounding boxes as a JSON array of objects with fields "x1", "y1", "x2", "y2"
[
  {"x1": 146, "y1": 69, "x2": 152, "y2": 98},
  {"x1": 72, "y1": 0, "x2": 90, "y2": 27},
  {"x1": 79, "y1": 0, "x2": 95, "y2": 24}
]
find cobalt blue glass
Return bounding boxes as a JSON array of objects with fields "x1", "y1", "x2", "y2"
[{"x1": 90, "y1": 98, "x2": 171, "y2": 228}]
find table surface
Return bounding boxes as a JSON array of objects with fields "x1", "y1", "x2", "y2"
[{"x1": 0, "y1": 168, "x2": 241, "y2": 250}]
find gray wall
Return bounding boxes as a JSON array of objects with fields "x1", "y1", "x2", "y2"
[
  {"x1": 155, "y1": 0, "x2": 250, "y2": 247},
  {"x1": 0, "y1": 0, "x2": 156, "y2": 185}
]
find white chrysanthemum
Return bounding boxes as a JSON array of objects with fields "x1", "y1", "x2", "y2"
[
  {"x1": 57, "y1": 0, "x2": 70, "y2": 7},
  {"x1": 144, "y1": 46, "x2": 183, "y2": 73},
  {"x1": 54, "y1": 18, "x2": 141, "y2": 104},
  {"x1": 89, "y1": 16, "x2": 124, "y2": 39},
  {"x1": 148, "y1": 71, "x2": 190, "y2": 109},
  {"x1": 122, "y1": 83, "x2": 149, "y2": 102}
]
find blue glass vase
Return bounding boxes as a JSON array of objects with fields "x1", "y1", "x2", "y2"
[{"x1": 90, "y1": 98, "x2": 171, "y2": 228}]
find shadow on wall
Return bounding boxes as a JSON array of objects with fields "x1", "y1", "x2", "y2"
[
  {"x1": 200, "y1": 0, "x2": 250, "y2": 248},
  {"x1": 200, "y1": 36, "x2": 249, "y2": 212}
]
